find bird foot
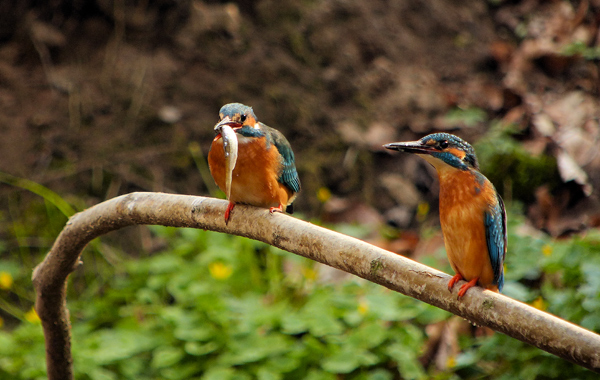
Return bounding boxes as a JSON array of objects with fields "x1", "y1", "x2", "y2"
[
  {"x1": 269, "y1": 204, "x2": 284, "y2": 214},
  {"x1": 224, "y1": 202, "x2": 236, "y2": 225},
  {"x1": 448, "y1": 274, "x2": 463, "y2": 292},
  {"x1": 457, "y1": 277, "x2": 479, "y2": 298}
]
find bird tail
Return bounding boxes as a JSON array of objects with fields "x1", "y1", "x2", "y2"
[{"x1": 497, "y1": 272, "x2": 504, "y2": 293}]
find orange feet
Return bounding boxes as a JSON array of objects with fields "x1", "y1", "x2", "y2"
[
  {"x1": 269, "y1": 204, "x2": 284, "y2": 214},
  {"x1": 448, "y1": 273, "x2": 463, "y2": 292},
  {"x1": 457, "y1": 277, "x2": 479, "y2": 298},
  {"x1": 224, "y1": 202, "x2": 236, "y2": 224}
]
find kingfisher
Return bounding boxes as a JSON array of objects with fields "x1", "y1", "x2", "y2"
[
  {"x1": 208, "y1": 103, "x2": 301, "y2": 224},
  {"x1": 384, "y1": 133, "x2": 506, "y2": 298}
]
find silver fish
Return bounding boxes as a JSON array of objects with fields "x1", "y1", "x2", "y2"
[{"x1": 218, "y1": 124, "x2": 238, "y2": 200}]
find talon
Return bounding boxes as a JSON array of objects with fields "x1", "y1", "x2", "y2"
[
  {"x1": 448, "y1": 273, "x2": 463, "y2": 292},
  {"x1": 457, "y1": 277, "x2": 479, "y2": 298},
  {"x1": 269, "y1": 204, "x2": 284, "y2": 214},
  {"x1": 224, "y1": 202, "x2": 236, "y2": 224}
]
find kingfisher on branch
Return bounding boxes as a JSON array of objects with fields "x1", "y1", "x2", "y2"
[
  {"x1": 208, "y1": 103, "x2": 301, "y2": 224},
  {"x1": 384, "y1": 133, "x2": 506, "y2": 298}
]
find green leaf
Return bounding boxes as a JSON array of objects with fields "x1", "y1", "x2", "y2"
[
  {"x1": 219, "y1": 333, "x2": 291, "y2": 366},
  {"x1": 0, "y1": 171, "x2": 76, "y2": 217},
  {"x1": 386, "y1": 343, "x2": 426, "y2": 380},
  {"x1": 346, "y1": 321, "x2": 387, "y2": 349},
  {"x1": 184, "y1": 341, "x2": 219, "y2": 356},
  {"x1": 0, "y1": 332, "x2": 15, "y2": 355},
  {"x1": 202, "y1": 367, "x2": 236, "y2": 380},
  {"x1": 174, "y1": 325, "x2": 215, "y2": 342},
  {"x1": 264, "y1": 354, "x2": 301, "y2": 373},
  {"x1": 281, "y1": 312, "x2": 309, "y2": 335},
  {"x1": 160, "y1": 362, "x2": 202, "y2": 380},
  {"x1": 322, "y1": 349, "x2": 360, "y2": 373},
  {"x1": 83, "y1": 329, "x2": 160, "y2": 365},
  {"x1": 366, "y1": 369, "x2": 393, "y2": 380},
  {"x1": 366, "y1": 292, "x2": 421, "y2": 321},
  {"x1": 117, "y1": 356, "x2": 146, "y2": 379},
  {"x1": 88, "y1": 368, "x2": 117, "y2": 380},
  {"x1": 151, "y1": 347, "x2": 185, "y2": 369},
  {"x1": 256, "y1": 366, "x2": 281, "y2": 380}
]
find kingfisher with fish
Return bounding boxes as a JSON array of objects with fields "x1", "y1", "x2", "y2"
[
  {"x1": 384, "y1": 133, "x2": 507, "y2": 298},
  {"x1": 208, "y1": 103, "x2": 301, "y2": 224}
]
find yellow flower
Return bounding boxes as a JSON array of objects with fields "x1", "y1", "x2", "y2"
[
  {"x1": 542, "y1": 244, "x2": 553, "y2": 256},
  {"x1": 316, "y1": 187, "x2": 332, "y2": 203},
  {"x1": 531, "y1": 296, "x2": 547, "y2": 311},
  {"x1": 209, "y1": 262, "x2": 233, "y2": 280},
  {"x1": 446, "y1": 356, "x2": 456, "y2": 368},
  {"x1": 358, "y1": 300, "x2": 369, "y2": 315},
  {"x1": 301, "y1": 267, "x2": 317, "y2": 281},
  {"x1": 0, "y1": 272, "x2": 13, "y2": 290},
  {"x1": 416, "y1": 201, "x2": 430, "y2": 222},
  {"x1": 25, "y1": 308, "x2": 41, "y2": 324}
]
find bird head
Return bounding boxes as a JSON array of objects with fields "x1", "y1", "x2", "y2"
[
  {"x1": 213, "y1": 103, "x2": 261, "y2": 200},
  {"x1": 213, "y1": 103, "x2": 259, "y2": 136},
  {"x1": 384, "y1": 133, "x2": 479, "y2": 171}
]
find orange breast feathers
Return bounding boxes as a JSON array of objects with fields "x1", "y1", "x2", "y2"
[
  {"x1": 437, "y1": 168, "x2": 499, "y2": 292},
  {"x1": 208, "y1": 135, "x2": 294, "y2": 209}
]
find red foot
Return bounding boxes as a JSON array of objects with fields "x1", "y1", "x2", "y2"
[
  {"x1": 457, "y1": 277, "x2": 479, "y2": 298},
  {"x1": 224, "y1": 202, "x2": 236, "y2": 225},
  {"x1": 269, "y1": 204, "x2": 284, "y2": 214},
  {"x1": 448, "y1": 273, "x2": 463, "y2": 292}
]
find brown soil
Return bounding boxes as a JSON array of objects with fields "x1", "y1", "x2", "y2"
[{"x1": 1, "y1": 0, "x2": 599, "y2": 235}]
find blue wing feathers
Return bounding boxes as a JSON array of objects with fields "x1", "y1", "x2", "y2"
[
  {"x1": 262, "y1": 123, "x2": 301, "y2": 194},
  {"x1": 484, "y1": 192, "x2": 507, "y2": 291}
]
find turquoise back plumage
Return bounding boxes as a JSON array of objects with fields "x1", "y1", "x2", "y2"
[{"x1": 484, "y1": 192, "x2": 507, "y2": 291}]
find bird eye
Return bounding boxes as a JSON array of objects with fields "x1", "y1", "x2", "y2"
[
  {"x1": 240, "y1": 114, "x2": 247, "y2": 123},
  {"x1": 439, "y1": 140, "x2": 449, "y2": 149}
]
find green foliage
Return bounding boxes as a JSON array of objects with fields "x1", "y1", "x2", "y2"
[
  {"x1": 0, "y1": 172, "x2": 76, "y2": 218},
  {"x1": 1, "y1": 227, "x2": 447, "y2": 380},
  {"x1": 1, "y1": 206, "x2": 599, "y2": 379},
  {"x1": 475, "y1": 125, "x2": 561, "y2": 203},
  {"x1": 561, "y1": 41, "x2": 600, "y2": 60},
  {"x1": 444, "y1": 107, "x2": 487, "y2": 128},
  {"x1": 0, "y1": 172, "x2": 77, "y2": 328}
]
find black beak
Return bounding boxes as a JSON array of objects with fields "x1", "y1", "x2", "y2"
[{"x1": 383, "y1": 140, "x2": 436, "y2": 155}]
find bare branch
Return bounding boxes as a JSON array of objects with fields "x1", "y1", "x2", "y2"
[{"x1": 33, "y1": 192, "x2": 600, "y2": 379}]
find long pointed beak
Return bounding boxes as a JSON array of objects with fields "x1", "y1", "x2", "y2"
[
  {"x1": 383, "y1": 141, "x2": 435, "y2": 155},
  {"x1": 214, "y1": 116, "x2": 242, "y2": 133}
]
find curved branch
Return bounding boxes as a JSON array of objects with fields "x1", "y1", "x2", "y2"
[{"x1": 33, "y1": 192, "x2": 600, "y2": 379}]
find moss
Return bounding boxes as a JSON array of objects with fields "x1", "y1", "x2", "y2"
[
  {"x1": 370, "y1": 257, "x2": 384, "y2": 276},
  {"x1": 475, "y1": 128, "x2": 561, "y2": 204},
  {"x1": 482, "y1": 299, "x2": 494, "y2": 310}
]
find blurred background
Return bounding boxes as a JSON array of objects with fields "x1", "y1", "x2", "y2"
[{"x1": 0, "y1": 0, "x2": 600, "y2": 379}]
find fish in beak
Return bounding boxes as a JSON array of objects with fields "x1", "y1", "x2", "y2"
[{"x1": 214, "y1": 117, "x2": 239, "y2": 200}]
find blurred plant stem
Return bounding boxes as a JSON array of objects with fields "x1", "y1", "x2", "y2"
[{"x1": 0, "y1": 171, "x2": 76, "y2": 217}]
